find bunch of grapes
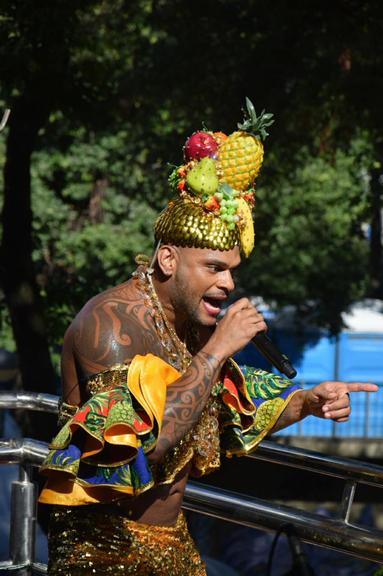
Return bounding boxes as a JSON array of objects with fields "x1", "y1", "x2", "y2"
[{"x1": 215, "y1": 185, "x2": 240, "y2": 230}]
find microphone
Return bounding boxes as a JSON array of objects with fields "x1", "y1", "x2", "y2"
[{"x1": 252, "y1": 332, "x2": 297, "y2": 379}]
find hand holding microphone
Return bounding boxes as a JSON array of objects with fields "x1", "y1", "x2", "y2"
[{"x1": 210, "y1": 297, "x2": 297, "y2": 378}]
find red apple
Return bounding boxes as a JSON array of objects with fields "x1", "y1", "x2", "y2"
[{"x1": 183, "y1": 131, "x2": 218, "y2": 161}]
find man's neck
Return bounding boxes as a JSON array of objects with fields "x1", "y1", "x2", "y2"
[{"x1": 151, "y1": 275, "x2": 188, "y2": 342}]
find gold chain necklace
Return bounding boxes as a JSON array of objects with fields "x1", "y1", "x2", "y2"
[
  {"x1": 133, "y1": 263, "x2": 192, "y2": 372},
  {"x1": 133, "y1": 260, "x2": 221, "y2": 469}
]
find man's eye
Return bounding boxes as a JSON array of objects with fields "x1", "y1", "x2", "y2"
[{"x1": 207, "y1": 265, "x2": 221, "y2": 272}]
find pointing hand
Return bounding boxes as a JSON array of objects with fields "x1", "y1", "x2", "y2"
[{"x1": 304, "y1": 381, "x2": 379, "y2": 422}]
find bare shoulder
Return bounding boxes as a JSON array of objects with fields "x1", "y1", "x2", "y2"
[{"x1": 66, "y1": 277, "x2": 158, "y2": 379}]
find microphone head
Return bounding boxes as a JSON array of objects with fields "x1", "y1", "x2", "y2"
[{"x1": 281, "y1": 357, "x2": 297, "y2": 379}]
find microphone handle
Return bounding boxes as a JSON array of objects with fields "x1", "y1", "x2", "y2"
[{"x1": 251, "y1": 332, "x2": 297, "y2": 379}]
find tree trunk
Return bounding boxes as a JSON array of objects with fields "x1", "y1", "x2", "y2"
[
  {"x1": 369, "y1": 169, "x2": 383, "y2": 298},
  {"x1": 0, "y1": 98, "x2": 56, "y2": 440}
]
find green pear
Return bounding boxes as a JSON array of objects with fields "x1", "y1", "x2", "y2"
[{"x1": 186, "y1": 157, "x2": 219, "y2": 195}]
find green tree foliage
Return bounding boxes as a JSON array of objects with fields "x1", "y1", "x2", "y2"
[
  {"x1": 240, "y1": 133, "x2": 374, "y2": 331},
  {"x1": 0, "y1": 0, "x2": 382, "y2": 404},
  {"x1": 31, "y1": 127, "x2": 157, "y2": 341},
  {"x1": 0, "y1": 0, "x2": 165, "y2": 410}
]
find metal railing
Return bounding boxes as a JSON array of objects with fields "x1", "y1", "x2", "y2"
[
  {"x1": 1, "y1": 391, "x2": 383, "y2": 574},
  {"x1": 0, "y1": 447, "x2": 47, "y2": 575}
]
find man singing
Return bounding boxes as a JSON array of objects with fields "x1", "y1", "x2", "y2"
[{"x1": 39, "y1": 99, "x2": 377, "y2": 575}]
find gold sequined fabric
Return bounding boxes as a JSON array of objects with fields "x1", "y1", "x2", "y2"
[
  {"x1": 48, "y1": 507, "x2": 206, "y2": 575},
  {"x1": 57, "y1": 400, "x2": 79, "y2": 428},
  {"x1": 86, "y1": 363, "x2": 130, "y2": 395},
  {"x1": 155, "y1": 197, "x2": 240, "y2": 251}
]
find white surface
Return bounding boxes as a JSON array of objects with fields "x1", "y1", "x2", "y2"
[{"x1": 342, "y1": 300, "x2": 383, "y2": 333}]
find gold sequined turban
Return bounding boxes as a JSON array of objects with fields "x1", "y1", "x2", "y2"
[
  {"x1": 155, "y1": 197, "x2": 240, "y2": 251},
  {"x1": 154, "y1": 98, "x2": 274, "y2": 257}
]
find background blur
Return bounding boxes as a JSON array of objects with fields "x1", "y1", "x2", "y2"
[{"x1": 0, "y1": 1, "x2": 383, "y2": 574}]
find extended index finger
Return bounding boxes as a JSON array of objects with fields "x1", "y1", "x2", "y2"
[{"x1": 345, "y1": 382, "x2": 379, "y2": 393}]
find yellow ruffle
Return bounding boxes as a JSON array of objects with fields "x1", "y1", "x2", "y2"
[{"x1": 39, "y1": 354, "x2": 180, "y2": 506}]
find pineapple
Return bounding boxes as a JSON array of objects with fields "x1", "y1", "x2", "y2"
[{"x1": 218, "y1": 98, "x2": 274, "y2": 191}]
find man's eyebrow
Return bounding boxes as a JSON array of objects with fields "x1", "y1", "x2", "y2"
[{"x1": 203, "y1": 258, "x2": 241, "y2": 270}]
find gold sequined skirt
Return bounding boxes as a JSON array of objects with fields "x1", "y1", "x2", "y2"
[{"x1": 48, "y1": 506, "x2": 206, "y2": 575}]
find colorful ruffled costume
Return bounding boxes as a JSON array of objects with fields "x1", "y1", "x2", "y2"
[
  {"x1": 40, "y1": 354, "x2": 299, "y2": 506},
  {"x1": 40, "y1": 355, "x2": 300, "y2": 575}
]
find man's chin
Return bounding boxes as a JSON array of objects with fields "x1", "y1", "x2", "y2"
[{"x1": 192, "y1": 312, "x2": 218, "y2": 327}]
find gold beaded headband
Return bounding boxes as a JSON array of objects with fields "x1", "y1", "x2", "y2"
[{"x1": 154, "y1": 98, "x2": 273, "y2": 257}]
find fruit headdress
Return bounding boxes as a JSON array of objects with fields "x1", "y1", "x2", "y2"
[{"x1": 154, "y1": 98, "x2": 273, "y2": 257}]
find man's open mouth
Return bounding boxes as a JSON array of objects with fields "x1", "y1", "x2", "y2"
[{"x1": 202, "y1": 297, "x2": 225, "y2": 316}]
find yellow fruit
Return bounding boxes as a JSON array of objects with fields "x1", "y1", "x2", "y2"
[
  {"x1": 218, "y1": 131, "x2": 264, "y2": 191},
  {"x1": 236, "y1": 197, "x2": 254, "y2": 257}
]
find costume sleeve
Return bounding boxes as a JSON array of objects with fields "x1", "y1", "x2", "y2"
[
  {"x1": 39, "y1": 354, "x2": 180, "y2": 506},
  {"x1": 218, "y1": 358, "x2": 302, "y2": 457}
]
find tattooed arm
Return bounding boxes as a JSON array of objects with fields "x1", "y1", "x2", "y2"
[
  {"x1": 148, "y1": 350, "x2": 224, "y2": 462},
  {"x1": 149, "y1": 297, "x2": 270, "y2": 463}
]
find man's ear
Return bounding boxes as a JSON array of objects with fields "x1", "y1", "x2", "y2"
[{"x1": 156, "y1": 245, "x2": 179, "y2": 277}]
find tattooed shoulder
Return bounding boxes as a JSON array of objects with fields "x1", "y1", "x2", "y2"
[{"x1": 69, "y1": 280, "x2": 158, "y2": 376}]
